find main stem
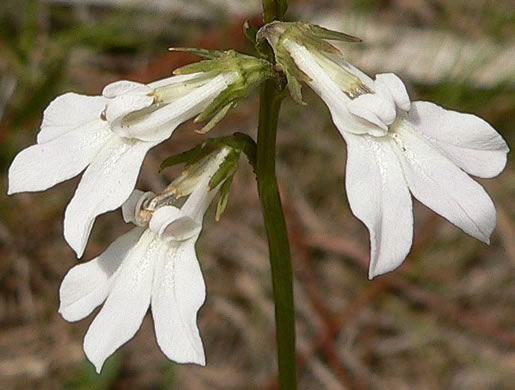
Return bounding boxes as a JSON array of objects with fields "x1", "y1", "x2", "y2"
[
  {"x1": 258, "y1": 2, "x2": 295, "y2": 387},
  {"x1": 256, "y1": 80, "x2": 296, "y2": 387}
]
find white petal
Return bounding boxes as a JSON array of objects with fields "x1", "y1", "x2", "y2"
[
  {"x1": 8, "y1": 121, "x2": 111, "y2": 195},
  {"x1": 121, "y1": 189, "x2": 145, "y2": 224},
  {"x1": 121, "y1": 190, "x2": 154, "y2": 225},
  {"x1": 149, "y1": 206, "x2": 200, "y2": 241},
  {"x1": 151, "y1": 237, "x2": 206, "y2": 365},
  {"x1": 104, "y1": 94, "x2": 154, "y2": 125},
  {"x1": 147, "y1": 73, "x2": 204, "y2": 89},
  {"x1": 375, "y1": 73, "x2": 411, "y2": 111},
  {"x1": 284, "y1": 41, "x2": 387, "y2": 137},
  {"x1": 325, "y1": 51, "x2": 375, "y2": 89},
  {"x1": 102, "y1": 80, "x2": 152, "y2": 98},
  {"x1": 83, "y1": 229, "x2": 158, "y2": 373},
  {"x1": 408, "y1": 101, "x2": 509, "y2": 178},
  {"x1": 59, "y1": 227, "x2": 144, "y2": 322},
  {"x1": 285, "y1": 41, "x2": 350, "y2": 115},
  {"x1": 180, "y1": 178, "x2": 219, "y2": 224},
  {"x1": 64, "y1": 137, "x2": 157, "y2": 258},
  {"x1": 38, "y1": 93, "x2": 108, "y2": 144},
  {"x1": 347, "y1": 93, "x2": 395, "y2": 129},
  {"x1": 393, "y1": 119, "x2": 497, "y2": 243},
  {"x1": 343, "y1": 132, "x2": 414, "y2": 278},
  {"x1": 111, "y1": 73, "x2": 237, "y2": 142}
]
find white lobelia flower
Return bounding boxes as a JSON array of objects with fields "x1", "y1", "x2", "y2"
[
  {"x1": 58, "y1": 147, "x2": 230, "y2": 372},
  {"x1": 7, "y1": 71, "x2": 237, "y2": 258},
  {"x1": 7, "y1": 50, "x2": 271, "y2": 258},
  {"x1": 260, "y1": 22, "x2": 510, "y2": 279}
]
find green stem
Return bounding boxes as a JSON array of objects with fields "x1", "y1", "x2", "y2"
[
  {"x1": 258, "y1": 2, "x2": 294, "y2": 387},
  {"x1": 256, "y1": 72, "x2": 296, "y2": 389}
]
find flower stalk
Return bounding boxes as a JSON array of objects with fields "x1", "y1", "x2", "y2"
[
  {"x1": 257, "y1": 1, "x2": 296, "y2": 389},
  {"x1": 257, "y1": 78, "x2": 296, "y2": 390}
]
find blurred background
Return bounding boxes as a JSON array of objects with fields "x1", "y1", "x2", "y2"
[{"x1": 0, "y1": 0, "x2": 514, "y2": 389}]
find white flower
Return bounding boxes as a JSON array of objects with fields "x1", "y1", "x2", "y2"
[
  {"x1": 58, "y1": 148, "x2": 229, "y2": 372},
  {"x1": 283, "y1": 38, "x2": 509, "y2": 278},
  {"x1": 8, "y1": 71, "x2": 238, "y2": 257}
]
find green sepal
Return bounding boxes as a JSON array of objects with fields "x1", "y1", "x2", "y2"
[
  {"x1": 215, "y1": 173, "x2": 233, "y2": 221},
  {"x1": 309, "y1": 24, "x2": 362, "y2": 43},
  {"x1": 159, "y1": 145, "x2": 203, "y2": 172},
  {"x1": 173, "y1": 60, "x2": 218, "y2": 75},
  {"x1": 159, "y1": 142, "x2": 217, "y2": 172},
  {"x1": 257, "y1": 21, "x2": 362, "y2": 105},
  {"x1": 172, "y1": 50, "x2": 234, "y2": 76},
  {"x1": 194, "y1": 86, "x2": 247, "y2": 123},
  {"x1": 209, "y1": 151, "x2": 239, "y2": 190},
  {"x1": 160, "y1": 133, "x2": 257, "y2": 174},
  {"x1": 173, "y1": 49, "x2": 271, "y2": 76},
  {"x1": 231, "y1": 132, "x2": 257, "y2": 171},
  {"x1": 168, "y1": 47, "x2": 224, "y2": 60},
  {"x1": 244, "y1": 20, "x2": 259, "y2": 48},
  {"x1": 275, "y1": 50, "x2": 310, "y2": 105},
  {"x1": 160, "y1": 133, "x2": 258, "y2": 221},
  {"x1": 169, "y1": 49, "x2": 273, "y2": 133},
  {"x1": 195, "y1": 101, "x2": 237, "y2": 135},
  {"x1": 269, "y1": 44, "x2": 311, "y2": 104},
  {"x1": 244, "y1": 19, "x2": 269, "y2": 59},
  {"x1": 191, "y1": 55, "x2": 273, "y2": 133}
]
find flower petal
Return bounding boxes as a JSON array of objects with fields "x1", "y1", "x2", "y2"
[
  {"x1": 393, "y1": 119, "x2": 497, "y2": 243},
  {"x1": 111, "y1": 73, "x2": 237, "y2": 142},
  {"x1": 38, "y1": 93, "x2": 108, "y2": 144},
  {"x1": 121, "y1": 190, "x2": 154, "y2": 225},
  {"x1": 408, "y1": 101, "x2": 509, "y2": 178},
  {"x1": 8, "y1": 121, "x2": 111, "y2": 195},
  {"x1": 347, "y1": 93, "x2": 394, "y2": 129},
  {"x1": 342, "y1": 132, "x2": 414, "y2": 279},
  {"x1": 284, "y1": 41, "x2": 388, "y2": 137},
  {"x1": 149, "y1": 206, "x2": 200, "y2": 241},
  {"x1": 151, "y1": 237, "x2": 206, "y2": 365},
  {"x1": 284, "y1": 41, "x2": 349, "y2": 115},
  {"x1": 104, "y1": 94, "x2": 154, "y2": 125},
  {"x1": 102, "y1": 80, "x2": 152, "y2": 99},
  {"x1": 59, "y1": 227, "x2": 145, "y2": 322},
  {"x1": 83, "y1": 229, "x2": 158, "y2": 373},
  {"x1": 64, "y1": 137, "x2": 157, "y2": 257},
  {"x1": 147, "y1": 73, "x2": 203, "y2": 89},
  {"x1": 375, "y1": 73, "x2": 411, "y2": 111}
]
